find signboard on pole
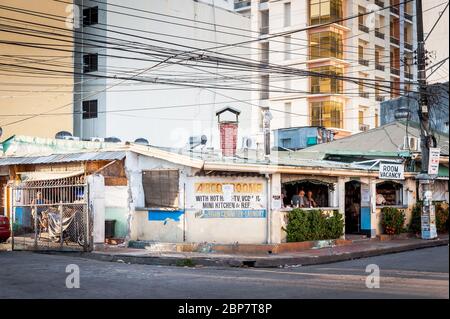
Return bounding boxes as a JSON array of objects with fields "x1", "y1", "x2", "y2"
[
  {"x1": 421, "y1": 203, "x2": 438, "y2": 239},
  {"x1": 379, "y1": 163, "x2": 404, "y2": 180},
  {"x1": 428, "y1": 147, "x2": 440, "y2": 175}
]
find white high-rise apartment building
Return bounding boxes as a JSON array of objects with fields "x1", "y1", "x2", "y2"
[
  {"x1": 234, "y1": 0, "x2": 418, "y2": 139},
  {"x1": 73, "y1": 0, "x2": 251, "y2": 148}
]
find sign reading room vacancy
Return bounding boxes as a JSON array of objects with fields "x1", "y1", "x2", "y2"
[
  {"x1": 379, "y1": 163, "x2": 404, "y2": 180},
  {"x1": 193, "y1": 182, "x2": 266, "y2": 218}
]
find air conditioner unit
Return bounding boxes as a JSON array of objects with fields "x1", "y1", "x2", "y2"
[
  {"x1": 63, "y1": 136, "x2": 80, "y2": 141},
  {"x1": 242, "y1": 136, "x2": 256, "y2": 149},
  {"x1": 90, "y1": 137, "x2": 104, "y2": 142},
  {"x1": 403, "y1": 136, "x2": 420, "y2": 151}
]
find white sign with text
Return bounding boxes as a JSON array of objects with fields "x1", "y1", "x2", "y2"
[
  {"x1": 428, "y1": 148, "x2": 441, "y2": 175},
  {"x1": 379, "y1": 163, "x2": 404, "y2": 180}
]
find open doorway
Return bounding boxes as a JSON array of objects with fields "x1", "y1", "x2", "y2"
[{"x1": 345, "y1": 180, "x2": 361, "y2": 234}]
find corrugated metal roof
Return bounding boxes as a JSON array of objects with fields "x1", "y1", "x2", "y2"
[
  {"x1": 19, "y1": 170, "x2": 84, "y2": 181},
  {"x1": 296, "y1": 121, "x2": 449, "y2": 159},
  {"x1": 0, "y1": 151, "x2": 126, "y2": 166}
]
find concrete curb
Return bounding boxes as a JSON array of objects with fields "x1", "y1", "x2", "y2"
[{"x1": 43, "y1": 238, "x2": 449, "y2": 268}]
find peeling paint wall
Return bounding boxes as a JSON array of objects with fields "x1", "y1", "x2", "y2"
[{"x1": 104, "y1": 186, "x2": 128, "y2": 238}]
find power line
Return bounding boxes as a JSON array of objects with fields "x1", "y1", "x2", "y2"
[{"x1": 424, "y1": 2, "x2": 449, "y2": 42}]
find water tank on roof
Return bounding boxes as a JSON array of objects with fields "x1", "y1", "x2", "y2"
[
  {"x1": 134, "y1": 138, "x2": 149, "y2": 145},
  {"x1": 104, "y1": 137, "x2": 121, "y2": 143},
  {"x1": 55, "y1": 131, "x2": 72, "y2": 139}
]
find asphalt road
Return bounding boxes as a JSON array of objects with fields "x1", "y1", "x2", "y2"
[{"x1": 0, "y1": 246, "x2": 448, "y2": 299}]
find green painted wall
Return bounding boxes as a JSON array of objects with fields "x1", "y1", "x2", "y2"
[{"x1": 105, "y1": 207, "x2": 128, "y2": 238}]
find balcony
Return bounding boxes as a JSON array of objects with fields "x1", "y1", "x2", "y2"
[
  {"x1": 234, "y1": 0, "x2": 251, "y2": 10},
  {"x1": 390, "y1": 6, "x2": 399, "y2": 15},
  {"x1": 260, "y1": 25, "x2": 269, "y2": 35},
  {"x1": 405, "y1": 12, "x2": 413, "y2": 21},
  {"x1": 359, "y1": 24, "x2": 369, "y2": 33},
  {"x1": 359, "y1": 124, "x2": 370, "y2": 132},
  {"x1": 390, "y1": 36, "x2": 400, "y2": 45},
  {"x1": 376, "y1": 63, "x2": 385, "y2": 71},
  {"x1": 405, "y1": 72, "x2": 413, "y2": 79},
  {"x1": 391, "y1": 67, "x2": 400, "y2": 76},
  {"x1": 375, "y1": 0, "x2": 384, "y2": 7},
  {"x1": 359, "y1": 92, "x2": 370, "y2": 98},
  {"x1": 375, "y1": 30, "x2": 385, "y2": 39},
  {"x1": 359, "y1": 58, "x2": 370, "y2": 66},
  {"x1": 376, "y1": 95, "x2": 385, "y2": 102},
  {"x1": 404, "y1": 42, "x2": 413, "y2": 51}
]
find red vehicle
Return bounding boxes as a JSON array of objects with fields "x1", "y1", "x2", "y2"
[{"x1": 0, "y1": 215, "x2": 11, "y2": 243}]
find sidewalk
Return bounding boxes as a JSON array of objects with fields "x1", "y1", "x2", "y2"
[{"x1": 65, "y1": 235, "x2": 449, "y2": 268}]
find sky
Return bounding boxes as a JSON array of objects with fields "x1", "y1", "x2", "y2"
[{"x1": 423, "y1": 0, "x2": 450, "y2": 84}]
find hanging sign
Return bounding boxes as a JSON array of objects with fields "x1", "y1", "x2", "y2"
[
  {"x1": 428, "y1": 148, "x2": 440, "y2": 175},
  {"x1": 379, "y1": 163, "x2": 404, "y2": 180}
]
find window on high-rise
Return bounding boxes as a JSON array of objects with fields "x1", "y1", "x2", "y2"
[
  {"x1": 284, "y1": 35, "x2": 292, "y2": 60},
  {"x1": 83, "y1": 6, "x2": 98, "y2": 26},
  {"x1": 284, "y1": 2, "x2": 291, "y2": 27},
  {"x1": 309, "y1": 31, "x2": 343, "y2": 59},
  {"x1": 358, "y1": 110, "x2": 364, "y2": 126},
  {"x1": 309, "y1": 0, "x2": 343, "y2": 25},
  {"x1": 82, "y1": 100, "x2": 98, "y2": 119},
  {"x1": 83, "y1": 53, "x2": 98, "y2": 73},
  {"x1": 284, "y1": 102, "x2": 292, "y2": 127},
  {"x1": 310, "y1": 100, "x2": 343, "y2": 128},
  {"x1": 310, "y1": 65, "x2": 343, "y2": 94}
]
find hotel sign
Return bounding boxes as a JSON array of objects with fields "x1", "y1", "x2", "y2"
[
  {"x1": 192, "y1": 181, "x2": 266, "y2": 217},
  {"x1": 379, "y1": 163, "x2": 404, "y2": 180}
]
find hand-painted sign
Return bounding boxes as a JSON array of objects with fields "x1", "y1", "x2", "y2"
[
  {"x1": 421, "y1": 205, "x2": 437, "y2": 239},
  {"x1": 196, "y1": 209, "x2": 266, "y2": 218},
  {"x1": 428, "y1": 148, "x2": 440, "y2": 175},
  {"x1": 193, "y1": 180, "x2": 266, "y2": 216},
  {"x1": 379, "y1": 163, "x2": 404, "y2": 180},
  {"x1": 195, "y1": 182, "x2": 263, "y2": 194}
]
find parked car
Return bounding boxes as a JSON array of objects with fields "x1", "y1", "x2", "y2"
[{"x1": 0, "y1": 215, "x2": 11, "y2": 243}]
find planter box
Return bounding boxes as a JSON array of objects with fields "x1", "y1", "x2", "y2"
[{"x1": 377, "y1": 233, "x2": 414, "y2": 241}]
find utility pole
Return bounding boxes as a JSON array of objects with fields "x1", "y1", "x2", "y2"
[{"x1": 415, "y1": 0, "x2": 437, "y2": 239}]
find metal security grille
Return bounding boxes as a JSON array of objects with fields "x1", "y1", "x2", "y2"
[
  {"x1": 142, "y1": 170, "x2": 179, "y2": 208},
  {"x1": 9, "y1": 174, "x2": 91, "y2": 252}
]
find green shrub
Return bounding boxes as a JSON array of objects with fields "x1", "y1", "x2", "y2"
[
  {"x1": 381, "y1": 207, "x2": 405, "y2": 235},
  {"x1": 325, "y1": 211, "x2": 345, "y2": 239},
  {"x1": 285, "y1": 209, "x2": 344, "y2": 242},
  {"x1": 409, "y1": 202, "x2": 449, "y2": 234},
  {"x1": 435, "y1": 202, "x2": 449, "y2": 233},
  {"x1": 408, "y1": 203, "x2": 422, "y2": 234},
  {"x1": 285, "y1": 209, "x2": 310, "y2": 242}
]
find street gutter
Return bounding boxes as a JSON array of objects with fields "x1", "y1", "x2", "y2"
[{"x1": 40, "y1": 237, "x2": 449, "y2": 268}]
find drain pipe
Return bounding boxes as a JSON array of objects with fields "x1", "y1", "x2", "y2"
[{"x1": 265, "y1": 173, "x2": 271, "y2": 244}]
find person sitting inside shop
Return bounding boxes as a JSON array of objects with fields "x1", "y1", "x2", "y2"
[
  {"x1": 291, "y1": 190, "x2": 307, "y2": 208},
  {"x1": 376, "y1": 192, "x2": 387, "y2": 206},
  {"x1": 306, "y1": 190, "x2": 318, "y2": 208}
]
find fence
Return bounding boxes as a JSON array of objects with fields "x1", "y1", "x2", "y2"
[{"x1": 9, "y1": 174, "x2": 91, "y2": 251}]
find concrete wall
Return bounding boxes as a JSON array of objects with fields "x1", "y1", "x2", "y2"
[
  {"x1": 104, "y1": 186, "x2": 129, "y2": 238},
  {"x1": 88, "y1": 174, "x2": 105, "y2": 246},
  {"x1": 0, "y1": 0, "x2": 73, "y2": 141},
  {"x1": 126, "y1": 152, "x2": 270, "y2": 244}
]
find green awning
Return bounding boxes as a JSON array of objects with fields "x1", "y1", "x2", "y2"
[{"x1": 438, "y1": 165, "x2": 449, "y2": 178}]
